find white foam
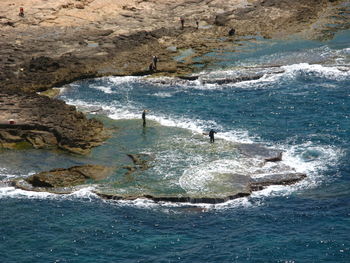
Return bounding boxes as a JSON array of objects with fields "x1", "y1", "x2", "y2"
[
  {"x1": 68, "y1": 187, "x2": 98, "y2": 200},
  {"x1": 0, "y1": 186, "x2": 56, "y2": 199},
  {"x1": 213, "y1": 63, "x2": 349, "y2": 90},
  {"x1": 151, "y1": 92, "x2": 174, "y2": 98},
  {"x1": 93, "y1": 85, "x2": 114, "y2": 94},
  {"x1": 281, "y1": 63, "x2": 350, "y2": 81},
  {"x1": 104, "y1": 195, "x2": 254, "y2": 212},
  {"x1": 180, "y1": 159, "x2": 247, "y2": 192},
  {"x1": 107, "y1": 76, "x2": 142, "y2": 85},
  {"x1": 0, "y1": 186, "x2": 102, "y2": 203}
]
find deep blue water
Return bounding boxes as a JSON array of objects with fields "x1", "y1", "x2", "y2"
[{"x1": 1, "y1": 30, "x2": 350, "y2": 262}]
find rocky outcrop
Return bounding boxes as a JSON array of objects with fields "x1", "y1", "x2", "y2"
[
  {"x1": 250, "y1": 173, "x2": 307, "y2": 190},
  {"x1": 127, "y1": 153, "x2": 154, "y2": 171},
  {"x1": 1, "y1": 0, "x2": 348, "y2": 93},
  {"x1": 0, "y1": 90, "x2": 109, "y2": 154},
  {"x1": 237, "y1": 143, "x2": 283, "y2": 161},
  {"x1": 24, "y1": 164, "x2": 114, "y2": 188},
  {"x1": 8, "y1": 163, "x2": 306, "y2": 204},
  {"x1": 93, "y1": 172, "x2": 306, "y2": 204},
  {"x1": 94, "y1": 191, "x2": 252, "y2": 204}
]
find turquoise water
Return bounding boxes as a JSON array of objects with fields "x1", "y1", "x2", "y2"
[{"x1": 1, "y1": 30, "x2": 350, "y2": 262}]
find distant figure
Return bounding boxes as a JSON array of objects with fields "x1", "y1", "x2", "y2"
[
  {"x1": 228, "y1": 28, "x2": 235, "y2": 36},
  {"x1": 180, "y1": 17, "x2": 185, "y2": 29},
  {"x1": 149, "y1": 62, "x2": 154, "y2": 72},
  {"x1": 142, "y1": 110, "x2": 147, "y2": 127},
  {"x1": 208, "y1": 129, "x2": 217, "y2": 143},
  {"x1": 19, "y1": 7, "x2": 24, "y2": 17},
  {"x1": 195, "y1": 20, "x2": 199, "y2": 29},
  {"x1": 152, "y1": 55, "x2": 158, "y2": 71}
]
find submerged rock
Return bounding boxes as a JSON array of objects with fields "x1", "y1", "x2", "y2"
[
  {"x1": 127, "y1": 153, "x2": 154, "y2": 170},
  {"x1": 95, "y1": 191, "x2": 251, "y2": 204},
  {"x1": 8, "y1": 166, "x2": 307, "y2": 204},
  {"x1": 250, "y1": 173, "x2": 307, "y2": 191},
  {"x1": 237, "y1": 143, "x2": 283, "y2": 161}
]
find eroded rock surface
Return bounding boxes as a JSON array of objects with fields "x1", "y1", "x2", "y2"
[
  {"x1": 7, "y1": 158, "x2": 306, "y2": 204},
  {"x1": 1, "y1": 0, "x2": 348, "y2": 92},
  {"x1": 251, "y1": 173, "x2": 307, "y2": 190},
  {"x1": 24, "y1": 164, "x2": 114, "y2": 188},
  {"x1": 0, "y1": 90, "x2": 109, "y2": 154},
  {"x1": 237, "y1": 143, "x2": 283, "y2": 160}
]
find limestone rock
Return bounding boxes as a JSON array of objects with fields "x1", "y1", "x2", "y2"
[
  {"x1": 237, "y1": 143, "x2": 283, "y2": 160},
  {"x1": 25, "y1": 164, "x2": 114, "y2": 188},
  {"x1": 0, "y1": 90, "x2": 109, "y2": 154},
  {"x1": 250, "y1": 173, "x2": 307, "y2": 190},
  {"x1": 28, "y1": 56, "x2": 60, "y2": 72},
  {"x1": 127, "y1": 153, "x2": 154, "y2": 170}
]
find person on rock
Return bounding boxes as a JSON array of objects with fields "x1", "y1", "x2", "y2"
[
  {"x1": 19, "y1": 7, "x2": 24, "y2": 17},
  {"x1": 180, "y1": 17, "x2": 185, "y2": 29},
  {"x1": 152, "y1": 55, "x2": 158, "y2": 71},
  {"x1": 149, "y1": 62, "x2": 154, "y2": 72}
]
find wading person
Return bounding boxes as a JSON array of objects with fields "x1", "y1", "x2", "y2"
[
  {"x1": 142, "y1": 109, "x2": 147, "y2": 127},
  {"x1": 209, "y1": 129, "x2": 217, "y2": 143}
]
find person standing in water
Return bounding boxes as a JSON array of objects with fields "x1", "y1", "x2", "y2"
[
  {"x1": 142, "y1": 110, "x2": 147, "y2": 127},
  {"x1": 209, "y1": 129, "x2": 217, "y2": 143}
]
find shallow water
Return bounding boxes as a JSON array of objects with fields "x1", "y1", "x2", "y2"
[{"x1": 1, "y1": 30, "x2": 350, "y2": 262}]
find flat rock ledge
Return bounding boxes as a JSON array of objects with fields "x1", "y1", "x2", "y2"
[
  {"x1": 94, "y1": 172, "x2": 306, "y2": 204},
  {"x1": 11, "y1": 164, "x2": 115, "y2": 194},
  {"x1": 8, "y1": 165, "x2": 306, "y2": 204},
  {"x1": 0, "y1": 90, "x2": 109, "y2": 154}
]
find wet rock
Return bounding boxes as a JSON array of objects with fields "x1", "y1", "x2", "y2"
[
  {"x1": 8, "y1": 163, "x2": 307, "y2": 204},
  {"x1": 95, "y1": 173, "x2": 252, "y2": 204},
  {"x1": 25, "y1": 164, "x2": 114, "y2": 188},
  {"x1": 201, "y1": 74, "x2": 264, "y2": 85},
  {"x1": 250, "y1": 173, "x2": 307, "y2": 190},
  {"x1": 201, "y1": 173, "x2": 252, "y2": 198},
  {"x1": 94, "y1": 191, "x2": 251, "y2": 204},
  {"x1": 264, "y1": 152, "x2": 283, "y2": 163},
  {"x1": 237, "y1": 143, "x2": 283, "y2": 161},
  {"x1": 11, "y1": 179, "x2": 75, "y2": 194},
  {"x1": 127, "y1": 153, "x2": 154, "y2": 170}
]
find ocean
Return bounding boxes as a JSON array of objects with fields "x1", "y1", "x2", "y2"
[{"x1": 1, "y1": 30, "x2": 349, "y2": 262}]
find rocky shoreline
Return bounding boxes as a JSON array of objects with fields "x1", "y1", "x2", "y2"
[
  {"x1": 1, "y1": 0, "x2": 347, "y2": 92},
  {"x1": 0, "y1": 0, "x2": 349, "y2": 200},
  {"x1": 0, "y1": 89, "x2": 109, "y2": 154},
  {"x1": 1, "y1": 0, "x2": 348, "y2": 152}
]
